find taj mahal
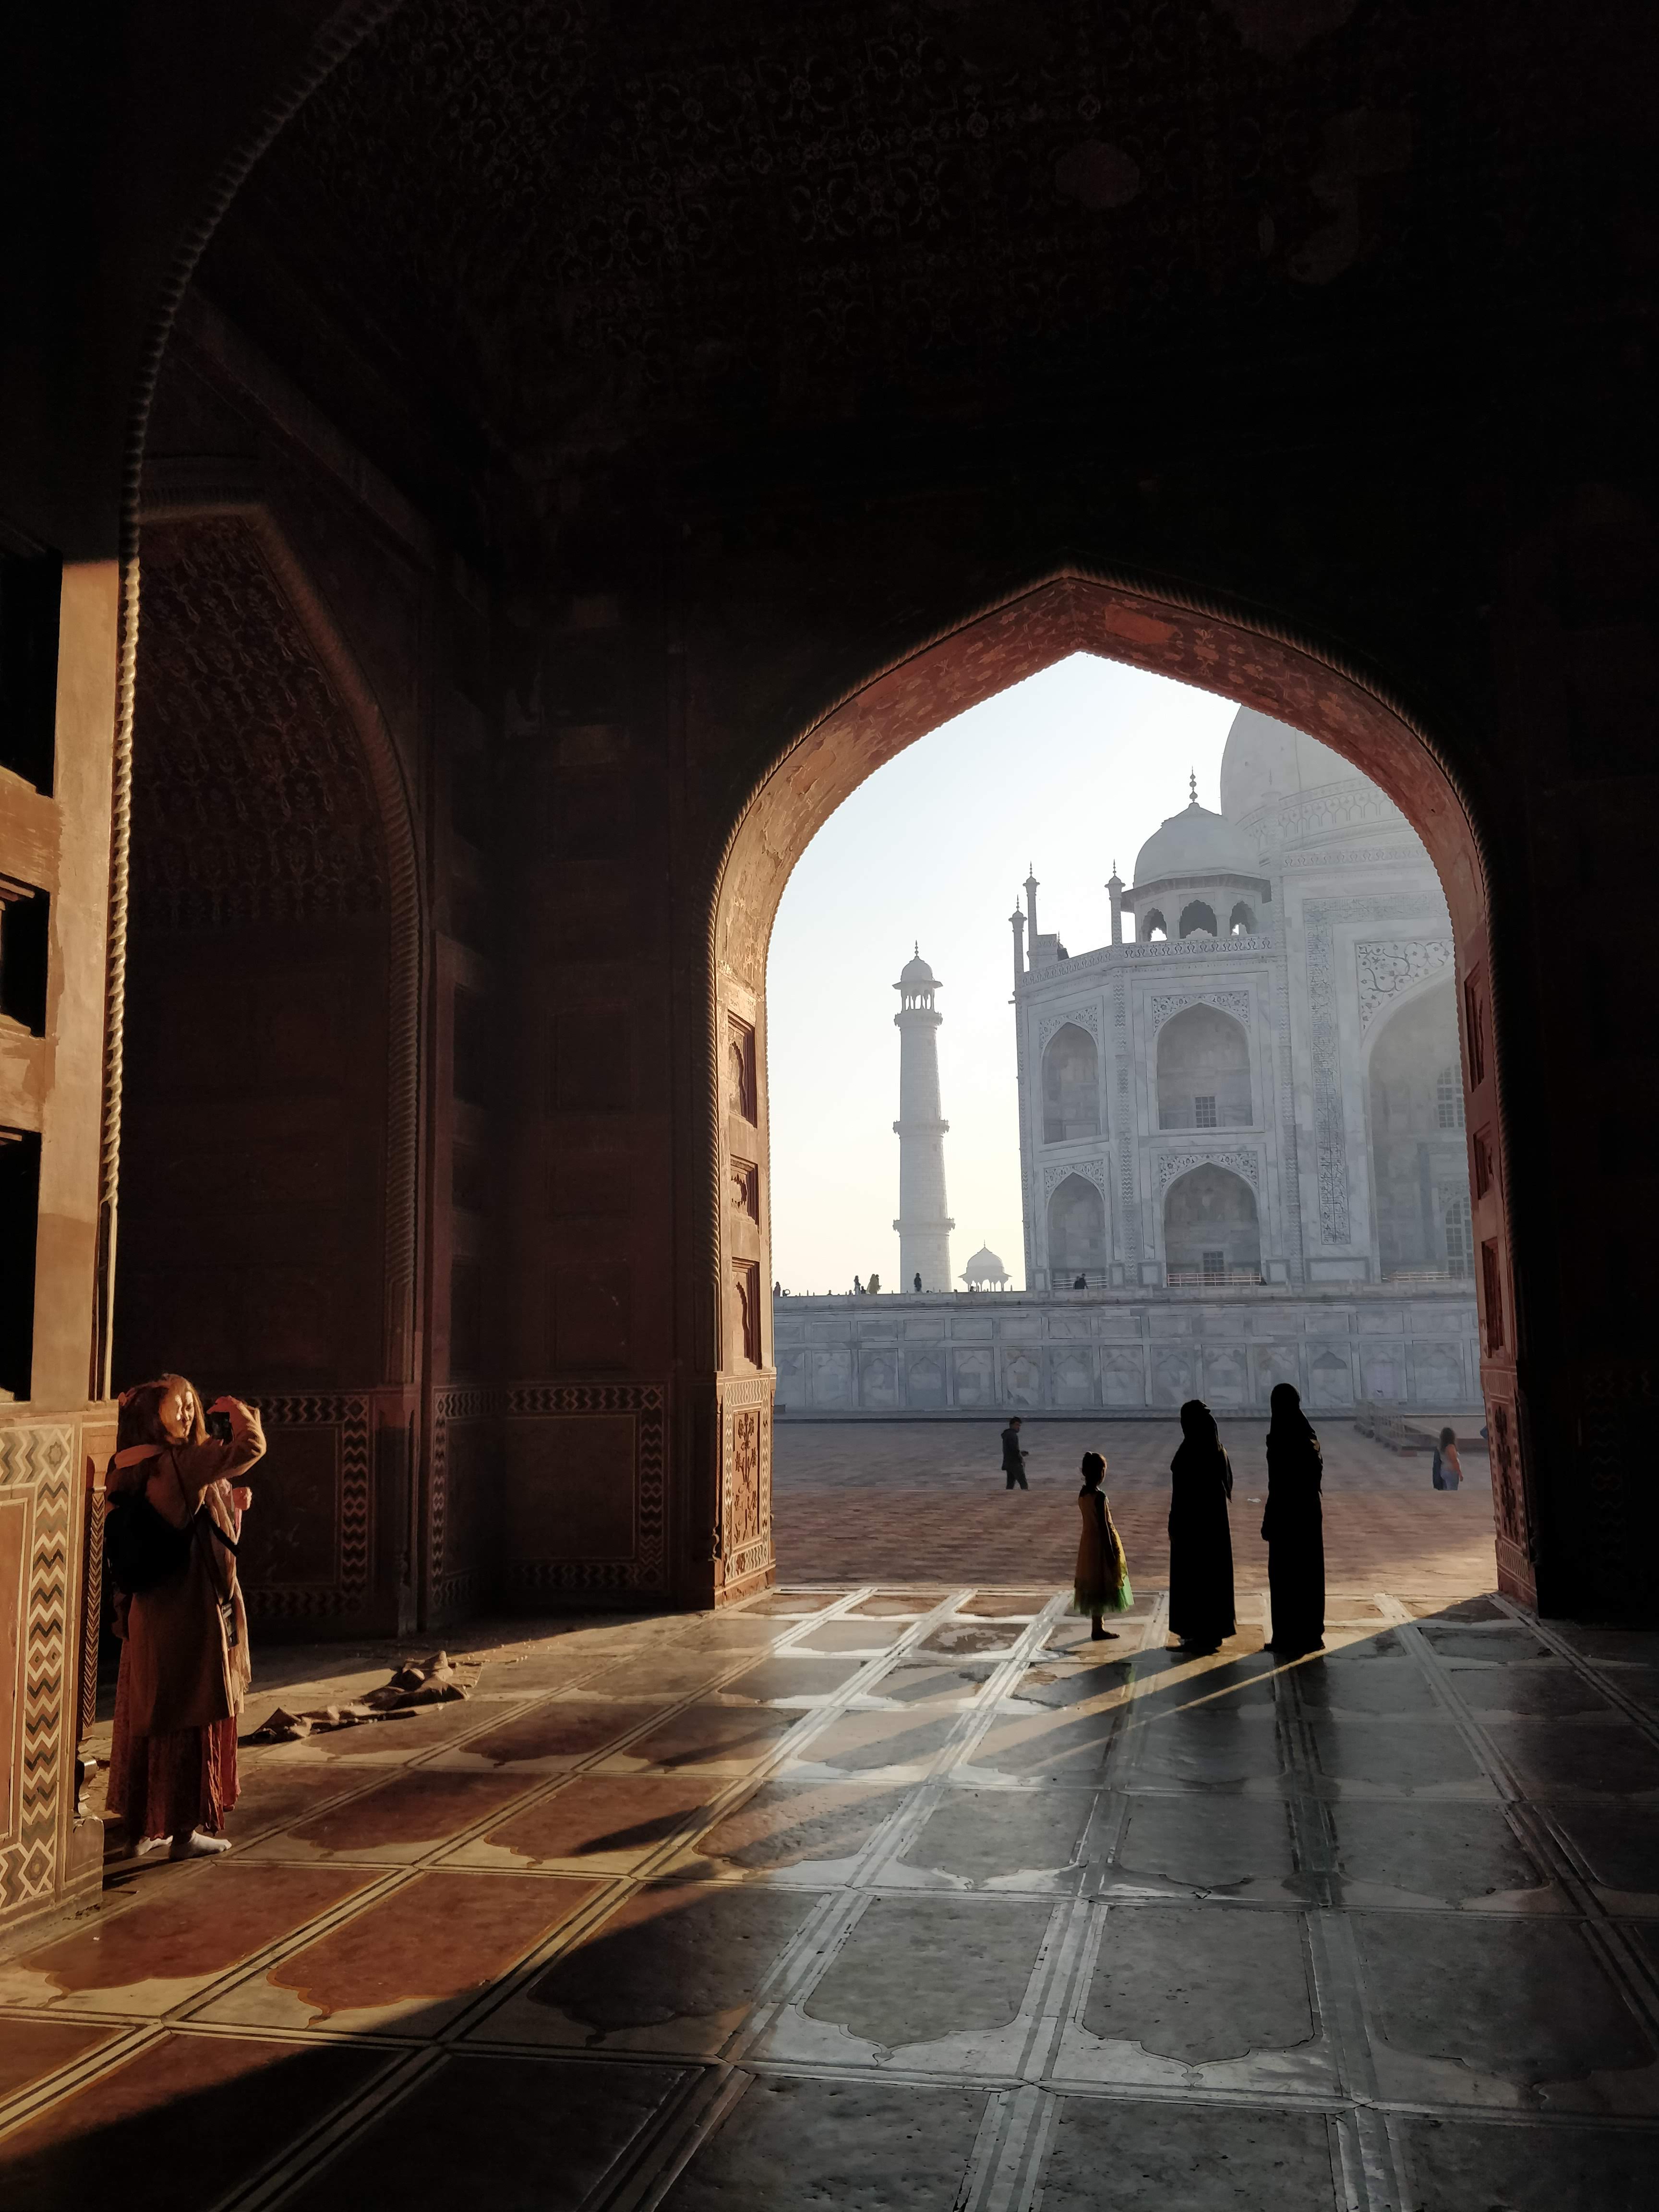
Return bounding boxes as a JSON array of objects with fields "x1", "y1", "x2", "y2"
[{"x1": 774, "y1": 706, "x2": 1481, "y2": 1419}]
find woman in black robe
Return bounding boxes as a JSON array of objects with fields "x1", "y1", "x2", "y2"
[
  {"x1": 1262, "y1": 1382, "x2": 1325, "y2": 1655},
  {"x1": 1168, "y1": 1399, "x2": 1236, "y2": 1654}
]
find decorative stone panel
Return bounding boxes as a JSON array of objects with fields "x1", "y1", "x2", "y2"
[
  {"x1": 240, "y1": 1395, "x2": 372, "y2": 1623},
  {"x1": 1042, "y1": 1157, "x2": 1108, "y2": 1201},
  {"x1": 1147, "y1": 989, "x2": 1252, "y2": 1030},
  {"x1": 1154, "y1": 1148, "x2": 1261, "y2": 1194},
  {"x1": 717, "y1": 1373, "x2": 773, "y2": 1596},
  {"x1": 502, "y1": 1381, "x2": 669, "y2": 1599},
  {"x1": 1303, "y1": 897, "x2": 1429, "y2": 1243},
  {"x1": 0, "y1": 1424, "x2": 75, "y2": 1926},
  {"x1": 1355, "y1": 937, "x2": 1454, "y2": 1033},
  {"x1": 1036, "y1": 1003, "x2": 1101, "y2": 1050}
]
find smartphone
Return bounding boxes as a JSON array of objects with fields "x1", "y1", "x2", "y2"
[{"x1": 206, "y1": 1409, "x2": 234, "y2": 1443}]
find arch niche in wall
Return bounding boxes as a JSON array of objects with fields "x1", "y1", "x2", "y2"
[
  {"x1": 710, "y1": 568, "x2": 1534, "y2": 1605},
  {"x1": 117, "y1": 505, "x2": 422, "y2": 1634},
  {"x1": 1365, "y1": 974, "x2": 1472, "y2": 1281},
  {"x1": 1042, "y1": 1023, "x2": 1100, "y2": 1142},
  {"x1": 1157, "y1": 1003, "x2": 1252, "y2": 1131}
]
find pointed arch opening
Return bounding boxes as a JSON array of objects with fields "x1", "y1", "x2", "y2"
[
  {"x1": 1041, "y1": 1023, "x2": 1101, "y2": 1142},
  {"x1": 1164, "y1": 1163, "x2": 1261, "y2": 1285}
]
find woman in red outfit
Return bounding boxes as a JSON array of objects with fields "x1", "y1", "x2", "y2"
[{"x1": 105, "y1": 1375, "x2": 264, "y2": 1858}]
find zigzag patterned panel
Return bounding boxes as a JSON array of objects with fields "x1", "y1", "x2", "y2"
[
  {"x1": 0, "y1": 1425, "x2": 72, "y2": 1916},
  {"x1": 242, "y1": 1394, "x2": 371, "y2": 1622}
]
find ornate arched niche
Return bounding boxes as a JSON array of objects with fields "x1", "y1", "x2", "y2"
[
  {"x1": 710, "y1": 569, "x2": 1535, "y2": 1606},
  {"x1": 117, "y1": 508, "x2": 421, "y2": 1633}
]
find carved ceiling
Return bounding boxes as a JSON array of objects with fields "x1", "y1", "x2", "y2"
[
  {"x1": 133, "y1": 517, "x2": 387, "y2": 931},
  {"x1": 203, "y1": 0, "x2": 1574, "y2": 498}
]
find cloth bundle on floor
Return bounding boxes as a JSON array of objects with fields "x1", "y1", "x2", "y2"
[{"x1": 242, "y1": 1651, "x2": 478, "y2": 1743}]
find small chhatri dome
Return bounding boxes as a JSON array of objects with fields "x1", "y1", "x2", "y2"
[
  {"x1": 897, "y1": 942, "x2": 940, "y2": 992},
  {"x1": 961, "y1": 1245, "x2": 1009, "y2": 1286},
  {"x1": 1131, "y1": 781, "x2": 1260, "y2": 887}
]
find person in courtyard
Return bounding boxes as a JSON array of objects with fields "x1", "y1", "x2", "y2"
[
  {"x1": 853, "y1": 1274, "x2": 863, "y2": 1294},
  {"x1": 1168, "y1": 1398, "x2": 1236, "y2": 1654},
  {"x1": 1000, "y1": 1415, "x2": 1029, "y2": 1489},
  {"x1": 105, "y1": 1375, "x2": 265, "y2": 1858},
  {"x1": 1431, "y1": 1426, "x2": 1463, "y2": 1490},
  {"x1": 913, "y1": 1270, "x2": 922, "y2": 1292},
  {"x1": 1073, "y1": 1451, "x2": 1133, "y2": 1641},
  {"x1": 1072, "y1": 1272, "x2": 1088, "y2": 1289},
  {"x1": 1262, "y1": 1382, "x2": 1325, "y2": 1655}
]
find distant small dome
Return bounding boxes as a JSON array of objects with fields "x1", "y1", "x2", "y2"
[
  {"x1": 1131, "y1": 795, "x2": 1260, "y2": 887},
  {"x1": 961, "y1": 1245, "x2": 1009, "y2": 1285},
  {"x1": 897, "y1": 948, "x2": 940, "y2": 991},
  {"x1": 1219, "y1": 706, "x2": 1365, "y2": 825}
]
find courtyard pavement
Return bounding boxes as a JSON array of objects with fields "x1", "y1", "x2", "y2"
[{"x1": 3, "y1": 1438, "x2": 1657, "y2": 2209}]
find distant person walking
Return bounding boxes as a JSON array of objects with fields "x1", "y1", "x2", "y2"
[
  {"x1": 1168, "y1": 1399, "x2": 1236, "y2": 1654},
  {"x1": 1073, "y1": 1451, "x2": 1133, "y2": 1641},
  {"x1": 1262, "y1": 1382, "x2": 1325, "y2": 1655},
  {"x1": 1001, "y1": 1416, "x2": 1029, "y2": 1490},
  {"x1": 1431, "y1": 1428, "x2": 1463, "y2": 1490}
]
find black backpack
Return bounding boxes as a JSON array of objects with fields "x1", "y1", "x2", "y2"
[{"x1": 105, "y1": 1487, "x2": 196, "y2": 1595}]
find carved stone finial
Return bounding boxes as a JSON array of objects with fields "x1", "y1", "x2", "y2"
[{"x1": 1189, "y1": 767, "x2": 1198, "y2": 803}]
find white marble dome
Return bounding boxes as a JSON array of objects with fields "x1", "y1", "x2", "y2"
[
  {"x1": 898, "y1": 948, "x2": 939, "y2": 991},
  {"x1": 1219, "y1": 707, "x2": 1363, "y2": 825},
  {"x1": 1132, "y1": 795, "x2": 1260, "y2": 887}
]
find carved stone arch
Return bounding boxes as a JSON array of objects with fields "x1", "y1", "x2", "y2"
[
  {"x1": 122, "y1": 502, "x2": 423, "y2": 1388},
  {"x1": 1040, "y1": 1020, "x2": 1101, "y2": 1142},
  {"x1": 707, "y1": 565, "x2": 1527, "y2": 1605}
]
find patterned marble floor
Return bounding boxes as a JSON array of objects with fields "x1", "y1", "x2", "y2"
[{"x1": 4, "y1": 1582, "x2": 1658, "y2": 2210}]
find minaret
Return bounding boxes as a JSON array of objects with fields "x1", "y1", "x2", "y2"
[
  {"x1": 1106, "y1": 859, "x2": 1124, "y2": 946},
  {"x1": 892, "y1": 946, "x2": 954, "y2": 1292}
]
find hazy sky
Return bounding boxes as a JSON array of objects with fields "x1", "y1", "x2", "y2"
[{"x1": 767, "y1": 653, "x2": 1240, "y2": 1293}]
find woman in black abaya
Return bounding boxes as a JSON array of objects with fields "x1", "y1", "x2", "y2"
[
  {"x1": 1168, "y1": 1399, "x2": 1236, "y2": 1654},
  {"x1": 1262, "y1": 1382, "x2": 1325, "y2": 1655}
]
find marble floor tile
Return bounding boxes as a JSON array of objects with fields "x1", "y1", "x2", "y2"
[
  {"x1": 1124, "y1": 1708, "x2": 1289, "y2": 1790},
  {"x1": 197, "y1": 1869, "x2": 602, "y2": 2033},
  {"x1": 1293, "y1": 1655, "x2": 1442, "y2": 1715},
  {"x1": 669, "y1": 1777, "x2": 909, "y2": 1879},
  {"x1": 1399, "y1": 2114, "x2": 1657, "y2": 2211},
  {"x1": 0, "y1": 1866, "x2": 376, "y2": 2013},
  {"x1": 1035, "y1": 2094, "x2": 1338, "y2": 2211},
  {"x1": 1477, "y1": 1715, "x2": 1659, "y2": 1798},
  {"x1": 613, "y1": 1702, "x2": 803, "y2": 1770},
  {"x1": 242, "y1": 1768, "x2": 529, "y2": 1862},
  {"x1": 1546, "y1": 1800, "x2": 1659, "y2": 1903},
  {"x1": 277, "y1": 2053, "x2": 689, "y2": 2212},
  {"x1": 1353, "y1": 1912, "x2": 1658, "y2": 2106},
  {"x1": 0, "y1": 2032, "x2": 390, "y2": 2212},
  {"x1": 1418, "y1": 1625, "x2": 1556, "y2": 1664},
  {"x1": 1326, "y1": 1801, "x2": 1552, "y2": 1908},
  {"x1": 1107, "y1": 1794, "x2": 1298, "y2": 1893},
  {"x1": 795, "y1": 1708, "x2": 960, "y2": 1773},
  {"x1": 870, "y1": 1659, "x2": 996, "y2": 1704},
  {"x1": 0, "y1": 2015, "x2": 118, "y2": 2104},
  {"x1": 490, "y1": 1881, "x2": 821, "y2": 2053},
  {"x1": 1077, "y1": 1903, "x2": 1317, "y2": 2068},
  {"x1": 662, "y1": 2074, "x2": 985, "y2": 2212},
  {"x1": 794, "y1": 1620, "x2": 911, "y2": 1653},
  {"x1": 1439, "y1": 1661, "x2": 1620, "y2": 1719},
  {"x1": 447, "y1": 1775, "x2": 721, "y2": 1871},
  {"x1": 960, "y1": 1591, "x2": 1050, "y2": 1616},
  {"x1": 741, "y1": 1591, "x2": 841, "y2": 1614},
  {"x1": 436, "y1": 1700, "x2": 665, "y2": 1770},
  {"x1": 271, "y1": 1697, "x2": 515, "y2": 1765},
  {"x1": 919, "y1": 1621, "x2": 1022, "y2": 1658},
  {"x1": 800, "y1": 1894, "x2": 1052, "y2": 2053},
  {"x1": 1305, "y1": 1718, "x2": 1491, "y2": 1795},
  {"x1": 717, "y1": 1653, "x2": 866, "y2": 1702},
  {"x1": 966, "y1": 1707, "x2": 1121, "y2": 1784},
  {"x1": 1006, "y1": 1654, "x2": 1138, "y2": 1708},
  {"x1": 898, "y1": 1787, "x2": 1094, "y2": 1887},
  {"x1": 849, "y1": 1591, "x2": 939, "y2": 1615}
]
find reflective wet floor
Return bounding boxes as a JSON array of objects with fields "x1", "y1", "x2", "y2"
[{"x1": 4, "y1": 1586, "x2": 1657, "y2": 2209}]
